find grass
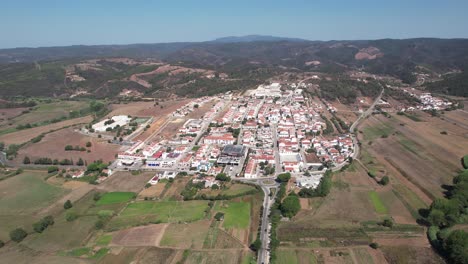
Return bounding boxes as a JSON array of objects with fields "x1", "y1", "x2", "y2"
[
  {"x1": 397, "y1": 136, "x2": 420, "y2": 156},
  {"x1": 96, "y1": 234, "x2": 113, "y2": 246},
  {"x1": 65, "y1": 247, "x2": 91, "y2": 257},
  {"x1": 362, "y1": 122, "x2": 393, "y2": 141},
  {"x1": 463, "y1": 155, "x2": 468, "y2": 169},
  {"x1": 108, "y1": 200, "x2": 209, "y2": 230},
  {"x1": 276, "y1": 249, "x2": 298, "y2": 264},
  {"x1": 392, "y1": 184, "x2": 428, "y2": 219},
  {"x1": 90, "y1": 248, "x2": 109, "y2": 259},
  {"x1": 96, "y1": 192, "x2": 136, "y2": 205},
  {"x1": 368, "y1": 191, "x2": 388, "y2": 214},
  {"x1": 215, "y1": 201, "x2": 250, "y2": 229},
  {"x1": 402, "y1": 112, "x2": 422, "y2": 122}
]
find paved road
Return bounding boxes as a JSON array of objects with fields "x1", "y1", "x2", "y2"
[{"x1": 237, "y1": 178, "x2": 279, "y2": 264}]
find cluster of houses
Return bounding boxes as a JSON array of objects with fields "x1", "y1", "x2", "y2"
[
  {"x1": 402, "y1": 90, "x2": 453, "y2": 111},
  {"x1": 172, "y1": 96, "x2": 212, "y2": 117},
  {"x1": 111, "y1": 81, "x2": 356, "y2": 187}
]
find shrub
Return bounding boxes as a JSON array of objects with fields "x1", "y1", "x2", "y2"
[
  {"x1": 250, "y1": 238, "x2": 262, "y2": 252},
  {"x1": 379, "y1": 176, "x2": 390, "y2": 185},
  {"x1": 0, "y1": 240, "x2": 4, "y2": 248},
  {"x1": 93, "y1": 193, "x2": 102, "y2": 201},
  {"x1": 9, "y1": 228, "x2": 27, "y2": 242},
  {"x1": 65, "y1": 212, "x2": 78, "y2": 222},
  {"x1": 86, "y1": 142, "x2": 92, "y2": 147},
  {"x1": 382, "y1": 218, "x2": 393, "y2": 228},
  {"x1": 23, "y1": 156, "x2": 30, "y2": 164},
  {"x1": 369, "y1": 242, "x2": 379, "y2": 249},
  {"x1": 46, "y1": 166, "x2": 59, "y2": 173},
  {"x1": 95, "y1": 219, "x2": 104, "y2": 229},
  {"x1": 64, "y1": 200, "x2": 73, "y2": 209},
  {"x1": 214, "y1": 212, "x2": 224, "y2": 221}
]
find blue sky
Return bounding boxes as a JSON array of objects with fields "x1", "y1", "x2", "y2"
[{"x1": 1, "y1": 0, "x2": 467, "y2": 48}]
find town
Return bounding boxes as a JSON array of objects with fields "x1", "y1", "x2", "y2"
[{"x1": 94, "y1": 83, "x2": 357, "y2": 190}]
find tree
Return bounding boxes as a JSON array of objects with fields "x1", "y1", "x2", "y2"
[
  {"x1": 9, "y1": 228, "x2": 27, "y2": 242},
  {"x1": 250, "y1": 238, "x2": 262, "y2": 251},
  {"x1": 214, "y1": 212, "x2": 224, "y2": 221},
  {"x1": 215, "y1": 173, "x2": 231, "y2": 182},
  {"x1": 47, "y1": 166, "x2": 59, "y2": 173},
  {"x1": 33, "y1": 216, "x2": 54, "y2": 233},
  {"x1": 64, "y1": 200, "x2": 73, "y2": 209},
  {"x1": 369, "y1": 242, "x2": 379, "y2": 249},
  {"x1": 276, "y1": 173, "x2": 291, "y2": 183},
  {"x1": 93, "y1": 193, "x2": 102, "y2": 201},
  {"x1": 0, "y1": 142, "x2": 4, "y2": 151},
  {"x1": 23, "y1": 156, "x2": 30, "y2": 164},
  {"x1": 0, "y1": 240, "x2": 4, "y2": 248},
  {"x1": 382, "y1": 218, "x2": 393, "y2": 228},
  {"x1": 280, "y1": 194, "x2": 301, "y2": 218},
  {"x1": 443, "y1": 230, "x2": 468, "y2": 264},
  {"x1": 86, "y1": 142, "x2": 92, "y2": 148},
  {"x1": 379, "y1": 176, "x2": 390, "y2": 185},
  {"x1": 77, "y1": 158, "x2": 84, "y2": 166}
]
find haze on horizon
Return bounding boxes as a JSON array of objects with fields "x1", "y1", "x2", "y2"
[{"x1": 1, "y1": 0, "x2": 468, "y2": 49}]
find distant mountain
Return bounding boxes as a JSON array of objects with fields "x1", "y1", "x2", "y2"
[
  {"x1": 1, "y1": 38, "x2": 468, "y2": 98},
  {"x1": 210, "y1": 35, "x2": 309, "y2": 43}
]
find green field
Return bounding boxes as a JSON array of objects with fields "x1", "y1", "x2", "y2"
[
  {"x1": 108, "y1": 200, "x2": 209, "y2": 230},
  {"x1": 96, "y1": 192, "x2": 136, "y2": 205},
  {"x1": 362, "y1": 122, "x2": 393, "y2": 141},
  {"x1": 95, "y1": 234, "x2": 113, "y2": 246},
  {"x1": 368, "y1": 191, "x2": 388, "y2": 214},
  {"x1": 276, "y1": 249, "x2": 299, "y2": 264},
  {"x1": 0, "y1": 172, "x2": 68, "y2": 215},
  {"x1": 215, "y1": 201, "x2": 250, "y2": 229}
]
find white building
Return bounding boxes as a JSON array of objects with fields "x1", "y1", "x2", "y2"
[{"x1": 92, "y1": 115, "x2": 131, "y2": 132}]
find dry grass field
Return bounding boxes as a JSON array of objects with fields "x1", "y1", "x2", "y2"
[
  {"x1": 0, "y1": 115, "x2": 92, "y2": 145},
  {"x1": 111, "y1": 224, "x2": 168, "y2": 247},
  {"x1": 98, "y1": 171, "x2": 155, "y2": 193},
  {"x1": 359, "y1": 110, "x2": 468, "y2": 199},
  {"x1": 14, "y1": 127, "x2": 120, "y2": 165}
]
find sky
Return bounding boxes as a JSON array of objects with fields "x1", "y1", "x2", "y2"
[{"x1": 1, "y1": 0, "x2": 467, "y2": 49}]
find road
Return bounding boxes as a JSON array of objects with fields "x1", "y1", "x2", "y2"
[{"x1": 237, "y1": 178, "x2": 279, "y2": 264}]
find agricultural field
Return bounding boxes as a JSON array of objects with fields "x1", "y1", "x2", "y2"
[
  {"x1": 14, "y1": 127, "x2": 120, "y2": 165},
  {"x1": 215, "y1": 201, "x2": 251, "y2": 229},
  {"x1": 0, "y1": 171, "x2": 69, "y2": 240},
  {"x1": 96, "y1": 192, "x2": 136, "y2": 205},
  {"x1": 359, "y1": 111, "x2": 468, "y2": 199},
  {"x1": 0, "y1": 100, "x2": 89, "y2": 132},
  {"x1": 107, "y1": 200, "x2": 209, "y2": 230},
  {"x1": 98, "y1": 171, "x2": 155, "y2": 193},
  {"x1": 0, "y1": 115, "x2": 92, "y2": 145}
]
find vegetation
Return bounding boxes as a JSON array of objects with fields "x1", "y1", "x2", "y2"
[
  {"x1": 276, "y1": 172, "x2": 291, "y2": 183},
  {"x1": 421, "y1": 158, "x2": 468, "y2": 264},
  {"x1": 95, "y1": 192, "x2": 136, "y2": 205},
  {"x1": 64, "y1": 200, "x2": 73, "y2": 209},
  {"x1": 9, "y1": 228, "x2": 28, "y2": 242},
  {"x1": 280, "y1": 193, "x2": 301, "y2": 218},
  {"x1": 33, "y1": 215, "x2": 54, "y2": 233}
]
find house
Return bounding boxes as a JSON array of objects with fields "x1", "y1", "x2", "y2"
[
  {"x1": 149, "y1": 176, "x2": 159, "y2": 185},
  {"x1": 244, "y1": 159, "x2": 258, "y2": 178},
  {"x1": 71, "y1": 170, "x2": 85, "y2": 179},
  {"x1": 203, "y1": 134, "x2": 236, "y2": 145}
]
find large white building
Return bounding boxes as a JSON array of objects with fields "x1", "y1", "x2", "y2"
[{"x1": 92, "y1": 115, "x2": 131, "y2": 132}]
